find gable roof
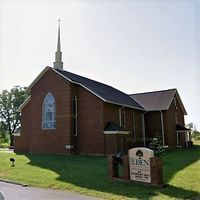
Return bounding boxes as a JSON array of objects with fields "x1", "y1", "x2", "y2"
[
  {"x1": 130, "y1": 89, "x2": 187, "y2": 115},
  {"x1": 53, "y1": 68, "x2": 144, "y2": 110},
  {"x1": 19, "y1": 66, "x2": 144, "y2": 111}
]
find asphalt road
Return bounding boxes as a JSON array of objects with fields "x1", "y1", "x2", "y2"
[{"x1": 0, "y1": 181, "x2": 98, "y2": 200}]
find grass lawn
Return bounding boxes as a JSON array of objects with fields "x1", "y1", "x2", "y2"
[{"x1": 0, "y1": 145, "x2": 200, "y2": 200}]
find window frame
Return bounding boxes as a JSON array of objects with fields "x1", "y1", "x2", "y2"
[
  {"x1": 42, "y1": 92, "x2": 56, "y2": 130},
  {"x1": 119, "y1": 108, "x2": 126, "y2": 128}
]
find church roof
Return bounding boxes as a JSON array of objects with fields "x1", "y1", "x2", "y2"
[
  {"x1": 53, "y1": 68, "x2": 144, "y2": 110},
  {"x1": 130, "y1": 89, "x2": 187, "y2": 114}
]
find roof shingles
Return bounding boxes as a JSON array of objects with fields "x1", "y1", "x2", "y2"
[
  {"x1": 130, "y1": 89, "x2": 176, "y2": 111},
  {"x1": 55, "y1": 69, "x2": 144, "y2": 110}
]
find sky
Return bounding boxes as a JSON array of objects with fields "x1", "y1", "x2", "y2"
[{"x1": 0, "y1": 0, "x2": 199, "y2": 130}]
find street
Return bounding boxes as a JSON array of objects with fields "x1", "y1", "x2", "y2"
[{"x1": 0, "y1": 181, "x2": 98, "y2": 200}]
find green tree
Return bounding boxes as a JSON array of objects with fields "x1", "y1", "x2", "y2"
[
  {"x1": 0, "y1": 86, "x2": 28, "y2": 146},
  {"x1": 186, "y1": 123, "x2": 194, "y2": 131}
]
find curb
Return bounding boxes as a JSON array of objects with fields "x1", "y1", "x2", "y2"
[
  {"x1": 0, "y1": 179, "x2": 28, "y2": 187},
  {"x1": 0, "y1": 192, "x2": 4, "y2": 200}
]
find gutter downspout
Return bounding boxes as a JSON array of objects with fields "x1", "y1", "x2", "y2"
[
  {"x1": 141, "y1": 112, "x2": 147, "y2": 147},
  {"x1": 119, "y1": 106, "x2": 124, "y2": 127},
  {"x1": 160, "y1": 110, "x2": 165, "y2": 146}
]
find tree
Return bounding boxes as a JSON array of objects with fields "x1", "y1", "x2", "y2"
[
  {"x1": 0, "y1": 86, "x2": 28, "y2": 146},
  {"x1": 186, "y1": 123, "x2": 194, "y2": 131}
]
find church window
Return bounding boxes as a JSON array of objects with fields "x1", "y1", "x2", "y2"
[
  {"x1": 42, "y1": 93, "x2": 56, "y2": 129},
  {"x1": 119, "y1": 109, "x2": 126, "y2": 128}
]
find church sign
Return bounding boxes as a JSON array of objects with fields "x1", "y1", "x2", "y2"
[{"x1": 128, "y1": 147, "x2": 154, "y2": 183}]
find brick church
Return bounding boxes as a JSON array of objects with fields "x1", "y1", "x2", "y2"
[{"x1": 14, "y1": 24, "x2": 191, "y2": 155}]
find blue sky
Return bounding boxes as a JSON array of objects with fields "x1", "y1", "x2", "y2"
[{"x1": 0, "y1": 0, "x2": 199, "y2": 130}]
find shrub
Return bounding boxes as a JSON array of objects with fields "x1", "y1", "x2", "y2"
[
  {"x1": 148, "y1": 137, "x2": 165, "y2": 157},
  {"x1": 0, "y1": 132, "x2": 10, "y2": 143},
  {"x1": 0, "y1": 142, "x2": 10, "y2": 148},
  {"x1": 192, "y1": 131, "x2": 200, "y2": 140}
]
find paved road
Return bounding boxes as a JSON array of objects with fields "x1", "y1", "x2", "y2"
[{"x1": 0, "y1": 181, "x2": 98, "y2": 200}]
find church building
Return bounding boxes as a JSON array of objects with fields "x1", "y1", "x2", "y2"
[{"x1": 14, "y1": 23, "x2": 191, "y2": 155}]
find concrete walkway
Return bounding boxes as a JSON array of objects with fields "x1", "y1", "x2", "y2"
[
  {"x1": 0, "y1": 181, "x2": 99, "y2": 200},
  {"x1": 0, "y1": 148, "x2": 14, "y2": 153}
]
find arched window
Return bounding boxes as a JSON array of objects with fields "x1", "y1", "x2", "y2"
[{"x1": 42, "y1": 93, "x2": 56, "y2": 129}]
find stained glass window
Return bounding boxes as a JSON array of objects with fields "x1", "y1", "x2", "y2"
[{"x1": 42, "y1": 93, "x2": 56, "y2": 129}]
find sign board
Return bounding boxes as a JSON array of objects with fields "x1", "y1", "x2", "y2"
[{"x1": 128, "y1": 147, "x2": 154, "y2": 183}]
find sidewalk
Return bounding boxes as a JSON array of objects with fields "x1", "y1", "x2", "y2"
[{"x1": 0, "y1": 148, "x2": 14, "y2": 153}]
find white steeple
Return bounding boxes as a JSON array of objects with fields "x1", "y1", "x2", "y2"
[{"x1": 53, "y1": 19, "x2": 63, "y2": 70}]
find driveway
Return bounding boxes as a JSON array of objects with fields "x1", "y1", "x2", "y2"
[{"x1": 0, "y1": 181, "x2": 98, "y2": 200}]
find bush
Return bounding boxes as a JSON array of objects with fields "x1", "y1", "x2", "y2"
[
  {"x1": 0, "y1": 132, "x2": 9, "y2": 144},
  {"x1": 0, "y1": 142, "x2": 10, "y2": 148},
  {"x1": 0, "y1": 132, "x2": 10, "y2": 148},
  {"x1": 192, "y1": 131, "x2": 200, "y2": 140},
  {"x1": 148, "y1": 138, "x2": 165, "y2": 157}
]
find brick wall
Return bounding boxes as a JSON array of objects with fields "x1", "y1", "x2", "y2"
[
  {"x1": 15, "y1": 69, "x2": 72, "y2": 155},
  {"x1": 103, "y1": 103, "x2": 143, "y2": 154},
  {"x1": 144, "y1": 94, "x2": 186, "y2": 147},
  {"x1": 144, "y1": 111, "x2": 162, "y2": 143},
  {"x1": 15, "y1": 68, "x2": 147, "y2": 155},
  {"x1": 76, "y1": 86, "x2": 104, "y2": 155},
  {"x1": 165, "y1": 95, "x2": 185, "y2": 147},
  {"x1": 14, "y1": 100, "x2": 31, "y2": 153}
]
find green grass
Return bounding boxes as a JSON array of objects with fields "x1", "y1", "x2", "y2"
[{"x1": 0, "y1": 146, "x2": 200, "y2": 200}]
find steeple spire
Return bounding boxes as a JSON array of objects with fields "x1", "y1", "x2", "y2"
[{"x1": 53, "y1": 19, "x2": 63, "y2": 70}]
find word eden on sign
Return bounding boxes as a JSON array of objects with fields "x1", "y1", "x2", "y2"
[{"x1": 128, "y1": 147, "x2": 154, "y2": 183}]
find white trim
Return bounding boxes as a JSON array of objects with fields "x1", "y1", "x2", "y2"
[
  {"x1": 103, "y1": 131, "x2": 130, "y2": 135},
  {"x1": 65, "y1": 145, "x2": 73, "y2": 149},
  {"x1": 119, "y1": 109, "x2": 126, "y2": 128},
  {"x1": 107, "y1": 100, "x2": 145, "y2": 111},
  {"x1": 13, "y1": 132, "x2": 21, "y2": 136}
]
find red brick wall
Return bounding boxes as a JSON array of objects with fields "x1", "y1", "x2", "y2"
[
  {"x1": 15, "y1": 69, "x2": 72, "y2": 154},
  {"x1": 175, "y1": 95, "x2": 185, "y2": 146},
  {"x1": 103, "y1": 103, "x2": 143, "y2": 154},
  {"x1": 14, "y1": 100, "x2": 31, "y2": 153},
  {"x1": 165, "y1": 95, "x2": 185, "y2": 147},
  {"x1": 144, "y1": 94, "x2": 186, "y2": 147},
  {"x1": 164, "y1": 103, "x2": 176, "y2": 147},
  {"x1": 144, "y1": 111, "x2": 162, "y2": 142},
  {"x1": 14, "y1": 68, "x2": 146, "y2": 155},
  {"x1": 76, "y1": 87, "x2": 104, "y2": 155}
]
